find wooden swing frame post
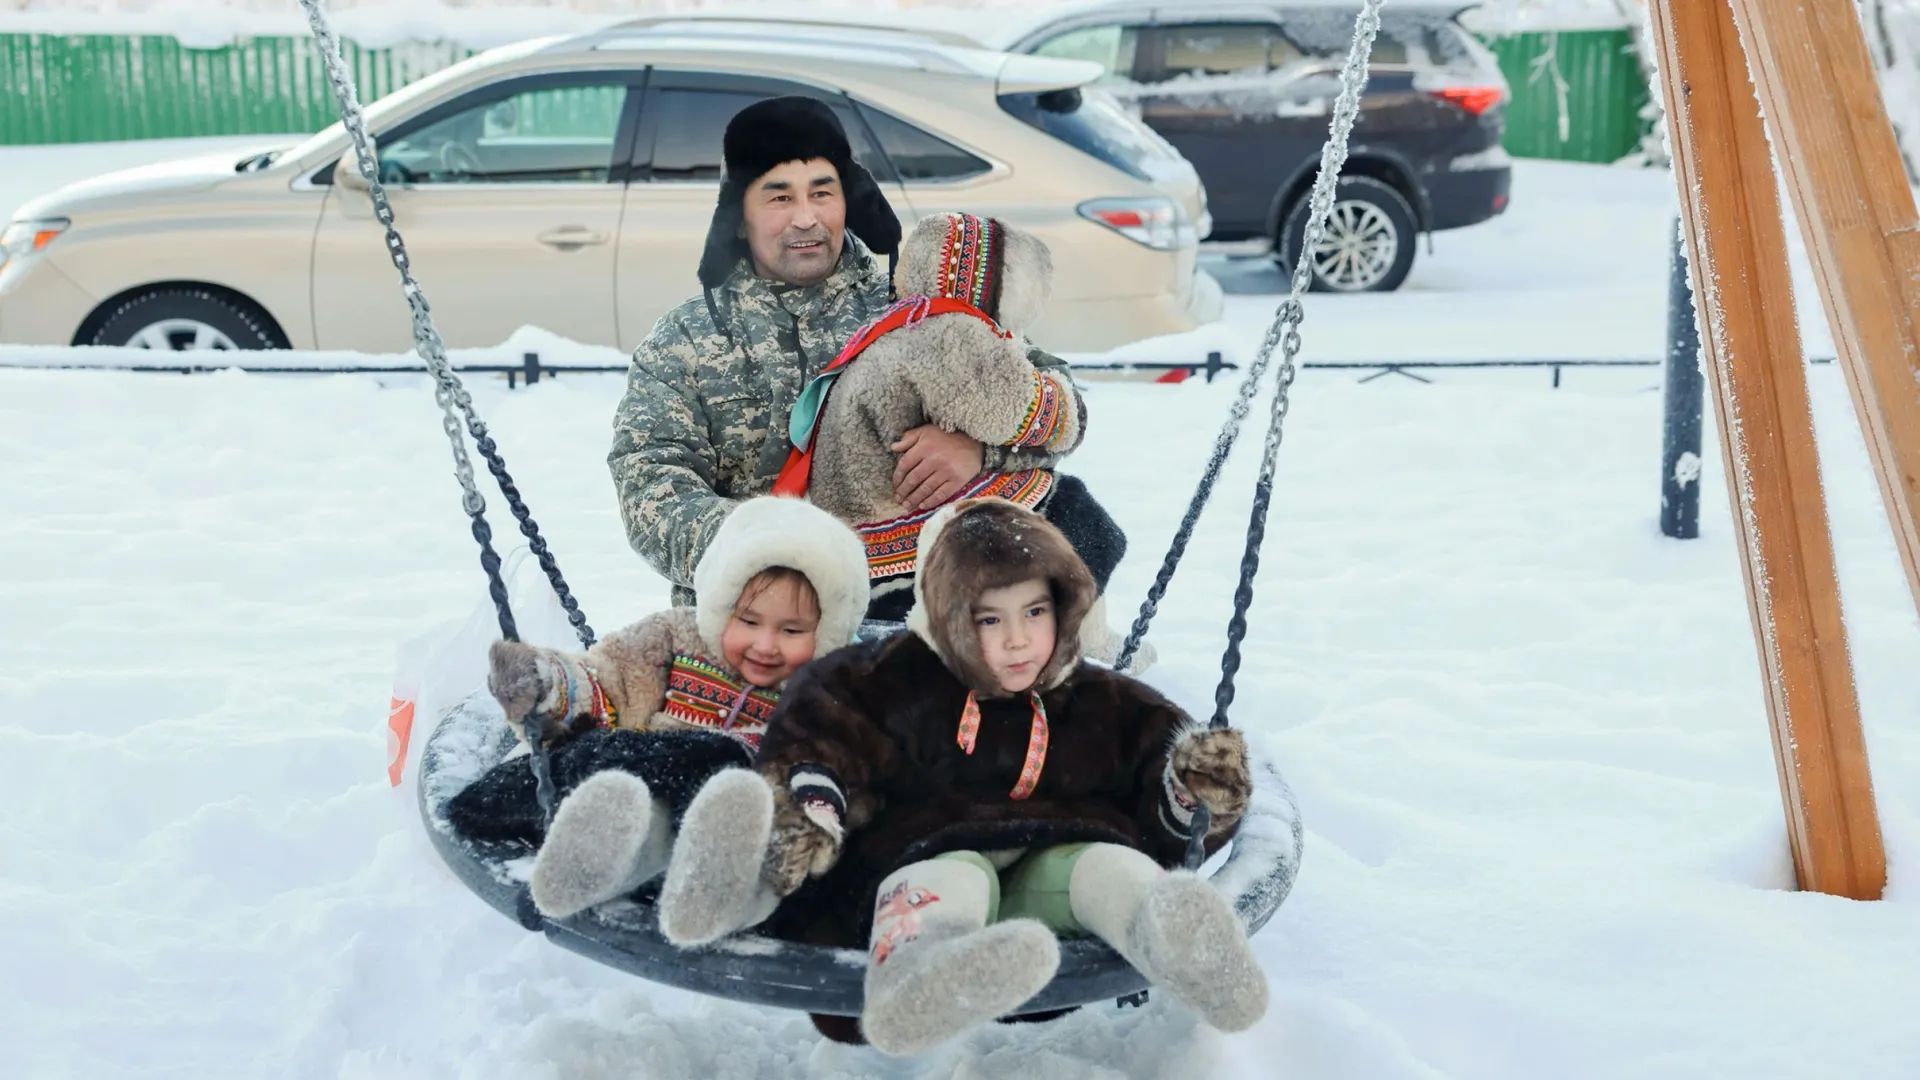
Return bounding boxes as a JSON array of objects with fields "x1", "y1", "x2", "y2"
[{"x1": 1648, "y1": 0, "x2": 1911, "y2": 900}]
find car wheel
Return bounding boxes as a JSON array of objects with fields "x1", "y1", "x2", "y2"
[
  {"x1": 87, "y1": 287, "x2": 282, "y2": 350},
  {"x1": 1276, "y1": 176, "x2": 1418, "y2": 293}
]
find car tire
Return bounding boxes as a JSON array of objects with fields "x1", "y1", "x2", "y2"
[
  {"x1": 1275, "y1": 175, "x2": 1419, "y2": 293},
  {"x1": 87, "y1": 287, "x2": 283, "y2": 350}
]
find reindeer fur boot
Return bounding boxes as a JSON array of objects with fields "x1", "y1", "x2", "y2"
[
  {"x1": 657, "y1": 768, "x2": 781, "y2": 946},
  {"x1": 529, "y1": 770, "x2": 673, "y2": 919},
  {"x1": 1068, "y1": 843, "x2": 1267, "y2": 1032},
  {"x1": 859, "y1": 855, "x2": 1061, "y2": 1056}
]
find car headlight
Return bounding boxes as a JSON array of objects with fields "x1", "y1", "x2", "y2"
[
  {"x1": 1077, "y1": 198, "x2": 1193, "y2": 251},
  {"x1": 0, "y1": 218, "x2": 70, "y2": 271}
]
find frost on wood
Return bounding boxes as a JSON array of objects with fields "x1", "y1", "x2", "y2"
[{"x1": 1679, "y1": 200, "x2": 1785, "y2": 689}]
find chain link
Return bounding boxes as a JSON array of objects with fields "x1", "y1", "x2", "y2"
[
  {"x1": 1118, "y1": 0, "x2": 1386, "y2": 680},
  {"x1": 296, "y1": 0, "x2": 595, "y2": 660},
  {"x1": 298, "y1": 0, "x2": 595, "y2": 817}
]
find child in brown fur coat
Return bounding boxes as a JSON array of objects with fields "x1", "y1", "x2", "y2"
[
  {"x1": 444, "y1": 497, "x2": 869, "y2": 920},
  {"x1": 654, "y1": 500, "x2": 1265, "y2": 1054}
]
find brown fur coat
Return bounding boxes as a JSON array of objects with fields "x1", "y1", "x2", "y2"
[{"x1": 754, "y1": 501, "x2": 1235, "y2": 949}]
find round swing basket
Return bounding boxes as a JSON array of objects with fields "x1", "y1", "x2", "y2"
[{"x1": 418, "y1": 679, "x2": 1304, "y2": 1016}]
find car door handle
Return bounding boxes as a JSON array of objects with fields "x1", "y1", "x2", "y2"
[{"x1": 537, "y1": 226, "x2": 610, "y2": 251}]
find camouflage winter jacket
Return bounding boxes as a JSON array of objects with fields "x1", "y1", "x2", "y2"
[{"x1": 610, "y1": 237, "x2": 1081, "y2": 594}]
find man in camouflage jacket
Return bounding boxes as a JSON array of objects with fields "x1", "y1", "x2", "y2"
[{"x1": 609, "y1": 97, "x2": 1121, "y2": 608}]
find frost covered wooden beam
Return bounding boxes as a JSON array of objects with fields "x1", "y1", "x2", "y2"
[
  {"x1": 1647, "y1": 0, "x2": 1887, "y2": 900},
  {"x1": 1728, "y1": 0, "x2": 1920, "y2": 631}
]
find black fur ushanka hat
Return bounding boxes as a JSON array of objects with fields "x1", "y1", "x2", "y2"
[{"x1": 697, "y1": 96, "x2": 903, "y2": 294}]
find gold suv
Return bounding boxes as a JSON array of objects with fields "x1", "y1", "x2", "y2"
[{"x1": 0, "y1": 16, "x2": 1221, "y2": 355}]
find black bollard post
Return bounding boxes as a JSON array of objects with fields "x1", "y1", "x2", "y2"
[
  {"x1": 523, "y1": 352, "x2": 541, "y2": 386},
  {"x1": 1661, "y1": 217, "x2": 1704, "y2": 539}
]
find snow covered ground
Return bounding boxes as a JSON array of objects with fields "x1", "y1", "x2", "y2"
[{"x1": 5, "y1": 140, "x2": 1920, "y2": 1079}]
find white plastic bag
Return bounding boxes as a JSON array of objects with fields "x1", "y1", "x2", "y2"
[{"x1": 385, "y1": 546, "x2": 584, "y2": 788}]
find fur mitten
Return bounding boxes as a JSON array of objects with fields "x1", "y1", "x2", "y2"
[
  {"x1": 1169, "y1": 728, "x2": 1251, "y2": 835},
  {"x1": 489, "y1": 640, "x2": 610, "y2": 746},
  {"x1": 762, "y1": 767, "x2": 847, "y2": 896}
]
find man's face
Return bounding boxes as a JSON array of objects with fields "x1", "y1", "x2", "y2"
[{"x1": 740, "y1": 158, "x2": 846, "y2": 286}]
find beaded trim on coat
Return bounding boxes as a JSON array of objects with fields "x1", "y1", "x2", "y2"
[
  {"x1": 857, "y1": 469, "x2": 1054, "y2": 584},
  {"x1": 661, "y1": 654, "x2": 778, "y2": 750}
]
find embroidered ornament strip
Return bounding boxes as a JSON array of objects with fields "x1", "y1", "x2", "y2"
[
  {"x1": 938, "y1": 213, "x2": 1000, "y2": 311},
  {"x1": 1010, "y1": 374, "x2": 1066, "y2": 448},
  {"x1": 858, "y1": 469, "x2": 1054, "y2": 582},
  {"x1": 661, "y1": 654, "x2": 778, "y2": 748}
]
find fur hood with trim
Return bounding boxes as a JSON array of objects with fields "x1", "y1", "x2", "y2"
[
  {"x1": 903, "y1": 499, "x2": 1095, "y2": 698},
  {"x1": 556, "y1": 497, "x2": 868, "y2": 740},
  {"x1": 693, "y1": 496, "x2": 872, "y2": 657}
]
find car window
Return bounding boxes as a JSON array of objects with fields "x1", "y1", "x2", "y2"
[
  {"x1": 1274, "y1": 12, "x2": 1453, "y2": 68},
  {"x1": 856, "y1": 104, "x2": 990, "y2": 183},
  {"x1": 644, "y1": 85, "x2": 885, "y2": 183},
  {"x1": 378, "y1": 83, "x2": 628, "y2": 185},
  {"x1": 1141, "y1": 22, "x2": 1303, "y2": 84},
  {"x1": 1030, "y1": 24, "x2": 1139, "y2": 79},
  {"x1": 998, "y1": 85, "x2": 1181, "y2": 182}
]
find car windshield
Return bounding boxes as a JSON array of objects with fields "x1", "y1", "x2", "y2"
[
  {"x1": 280, "y1": 37, "x2": 562, "y2": 165},
  {"x1": 997, "y1": 84, "x2": 1182, "y2": 182}
]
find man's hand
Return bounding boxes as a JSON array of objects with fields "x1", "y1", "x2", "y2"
[{"x1": 891, "y1": 424, "x2": 985, "y2": 511}]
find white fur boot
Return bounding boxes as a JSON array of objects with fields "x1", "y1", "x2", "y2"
[
  {"x1": 860, "y1": 857, "x2": 1061, "y2": 1057},
  {"x1": 1080, "y1": 594, "x2": 1157, "y2": 674},
  {"x1": 657, "y1": 769, "x2": 780, "y2": 947},
  {"x1": 1069, "y1": 843, "x2": 1267, "y2": 1032},
  {"x1": 529, "y1": 771, "x2": 673, "y2": 919}
]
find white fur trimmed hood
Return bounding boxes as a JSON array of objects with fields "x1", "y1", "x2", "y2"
[{"x1": 692, "y1": 497, "x2": 872, "y2": 658}]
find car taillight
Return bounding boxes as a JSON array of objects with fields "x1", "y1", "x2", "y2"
[
  {"x1": 1077, "y1": 198, "x2": 1192, "y2": 251},
  {"x1": 1431, "y1": 86, "x2": 1505, "y2": 115}
]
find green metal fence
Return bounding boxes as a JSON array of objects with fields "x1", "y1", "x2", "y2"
[
  {"x1": 0, "y1": 29, "x2": 1653, "y2": 163},
  {"x1": 0, "y1": 34, "x2": 469, "y2": 145},
  {"x1": 1486, "y1": 28, "x2": 1654, "y2": 164}
]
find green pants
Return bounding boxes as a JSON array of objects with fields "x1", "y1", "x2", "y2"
[{"x1": 935, "y1": 843, "x2": 1093, "y2": 936}]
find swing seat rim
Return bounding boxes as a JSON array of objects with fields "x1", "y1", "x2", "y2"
[{"x1": 417, "y1": 687, "x2": 1302, "y2": 1017}]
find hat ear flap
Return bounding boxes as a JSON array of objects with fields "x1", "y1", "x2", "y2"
[
  {"x1": 841, "y1": 161, "x2": 902, "y2": 263},
  {"x1": 699, "y1": 180, "x2": 746, "y2": 290}
]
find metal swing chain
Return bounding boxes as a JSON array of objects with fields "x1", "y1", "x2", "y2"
[
  {"x1": 297, "y1": 0, "x2": 593, "y2": 814},
  {"x1": 1113, "y1": 0, "x2": 1386, "y2": 676},
  {"x1": 1173, "y1": 1, "x2": 1386, "y2": 870}
]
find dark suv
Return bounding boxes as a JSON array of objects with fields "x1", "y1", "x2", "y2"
[{"x1": 1002, "y1": 2, "x2": 1512, "y2": 292}]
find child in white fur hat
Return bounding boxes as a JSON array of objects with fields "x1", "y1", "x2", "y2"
[{"x1": 445, "y1": 496, "x2": 869, "y2": 920}]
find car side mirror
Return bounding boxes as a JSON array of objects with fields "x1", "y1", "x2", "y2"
[{"x1": 333, "y1": 156, "x2": 371, "y2": 191}]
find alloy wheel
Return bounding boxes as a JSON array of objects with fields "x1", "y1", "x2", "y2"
[
  {"x1": 126, "y1": 318, "x2": 240, "y2": 351},
  {"x1": 1309, "y1": 199, "x2": 1401, "y2": 291}
]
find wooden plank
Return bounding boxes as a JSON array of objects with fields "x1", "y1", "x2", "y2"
[
  {"x1": 1728, "y1": 0, "x2": 1920, "y2": 630},
  {"x1": 1646, "y1": 0, "x2": 1887, "y2": 900}
]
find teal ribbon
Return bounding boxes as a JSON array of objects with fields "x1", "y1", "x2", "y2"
[{"x1": 788, "y1": 368, "x2": 844, "y2": 451}]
